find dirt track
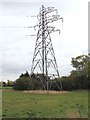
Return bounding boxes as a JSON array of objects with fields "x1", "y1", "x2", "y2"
[{"x1": 23, "y1": 90, "x2": 68, "y2": 94}]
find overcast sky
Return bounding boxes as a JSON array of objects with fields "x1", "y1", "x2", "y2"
[{"x1": 0, "y1": 0, "x2": 88, "y2": 81}]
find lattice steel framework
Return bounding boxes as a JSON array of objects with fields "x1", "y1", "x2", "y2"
[{"x1": 29, "y1": 5, "x2": 63, "y2": 90}]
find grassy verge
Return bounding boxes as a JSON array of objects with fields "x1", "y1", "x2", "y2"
[{"x1": 2, "y1": 89, "x2": 88, "y2": 118}]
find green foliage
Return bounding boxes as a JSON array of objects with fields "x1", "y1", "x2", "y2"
[
  {"x1": 69, "y1": 54, "x2": 89, "y2": 90},
  {"x1": 13, "y1": 72, "x2": 49, "y2": 90},
  {"x1": 60, "y1": 74, "x2": 88, "y2": 91},
  {"x1": 2, "y1": 82, "x2": 7, "y2": 87},
  {"x1": 13, "y1": 77, "x2": 32, "y2": 90},
  {"x1": 13, "y1": 71, "x2": 32, "y2": 90},
  {"x1": 71, "y1": 54, "x2": 89, "y2": 75},
  {"x1": 20, "y1": 71, "x2": 29, "y2": 77},
  {"x1": 31, "y1": 73, "x2": 46, "y2": 90},
  {"x1": 71, "y1": 54, "x2": 89, "y2": 69},
  {"x1": 7, "y1": 80, "x2": 14, "y2": 87},
  {"x1": 60, "y1": 54, "x2": 89, "y2": 90},
  {"x1": 13, "y1": 54, "x2": 89, "y2": 91}
]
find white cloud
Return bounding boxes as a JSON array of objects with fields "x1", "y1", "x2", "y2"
[{"x1": 0, "y1": 0, "x2": 88, "y2": 81}]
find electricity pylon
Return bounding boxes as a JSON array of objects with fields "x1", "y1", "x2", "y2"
[{"x1": 29, "y1": 5, "x2": 63, "y2": 91}]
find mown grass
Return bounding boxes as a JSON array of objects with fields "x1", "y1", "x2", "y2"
[{"x1": 2, "y1": 89, "x2": 88, "y2": 118}]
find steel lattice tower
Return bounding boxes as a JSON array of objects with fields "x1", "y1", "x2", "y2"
[{"x1": 29, "y1": 5, "x2": 63, "y2": 90}]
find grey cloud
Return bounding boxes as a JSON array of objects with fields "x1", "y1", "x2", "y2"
[{"x1": 0, "y1": 1, "x2": 88, "y2": 81}]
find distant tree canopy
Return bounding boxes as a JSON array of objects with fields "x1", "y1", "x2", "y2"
[
  {"x1": 13, "y1": 72, "x2": 58, "y2": 90},
  {"x1": 61, "y1": 54, "x2": 89, "y2": 90},
  {"x1": 19, "y1": 71, "x2": 29, "y2": 78},
  {"x1": 71, "y1": 54, "x2": 89, "y2": 76},
  {"x1": 1, "y1": 80, "x2": 14, "y2": 87},
  {"x1": 7, "y1": 80, "x2": 14, "y2": 87},
  {"x1": 13, "y1": 54, "x2": 90, "y2": 91},
  {"x1": 13, "y1": 71, "x2": 31, "y2": 90}
]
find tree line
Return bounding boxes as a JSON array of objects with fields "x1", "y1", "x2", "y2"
[{"x1": 2, "y1": 54, "x2": 90, "y2": 91}]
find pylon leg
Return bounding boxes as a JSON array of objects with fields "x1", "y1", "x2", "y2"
[{"x1": 28, "y1": 5, "x2": 63, "y2": 91}]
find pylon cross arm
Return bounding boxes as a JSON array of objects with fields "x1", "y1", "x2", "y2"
[{"x1": 28, "y1": 5, "x2": 63, "y2": 91}]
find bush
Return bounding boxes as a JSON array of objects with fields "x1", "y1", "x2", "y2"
[
  {"x1": 13, "y1": 77, "x2": 32, "y2": 90},
  {"x1": 61, "y1": 74, "x2": 88, "y2": 91}
]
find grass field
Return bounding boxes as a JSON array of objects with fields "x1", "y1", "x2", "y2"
[{"x1": 2, "y1": 89, "x2": 88, "y2": 118}]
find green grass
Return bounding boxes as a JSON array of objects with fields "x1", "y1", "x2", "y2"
[
  {"x1": 2, "y1": 86, "x2": 13, "y2": 89},
  {"x1": 2, "y1": 89, "x2": 88, "y2": 118}
]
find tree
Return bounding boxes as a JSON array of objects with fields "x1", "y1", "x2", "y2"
[
  {"x1": 2, "y1": 82, "x2": 6, "y2": 87},
  {"x1": 24, "y1": 71, "x2": 29, "y2": 77},
  {"x1": 71, "y1": 54, "x2": 89, "y2": 73},
  {"x1": 7, "y1": 80, "x2": 14, "y2": 87},
  {"x1": 20, "y1": 71, "x2": 29, "y2": 78},
  {"x1": 13, "y1": 77, "x2": 32, "y2": 90},
  {"x1": 13, "y1": 71, "x2": 32, "y2": 90},
  {"x1": 13, "y1": 72, "x2": 46, "y2": 90},
  {"x1": 71, "y1": 54, "x2": 90, "y2": 89}
]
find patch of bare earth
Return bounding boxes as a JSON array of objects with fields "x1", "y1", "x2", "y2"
[{"x1": 23, "y1": 90, "x2": 69, "y2": 94}]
